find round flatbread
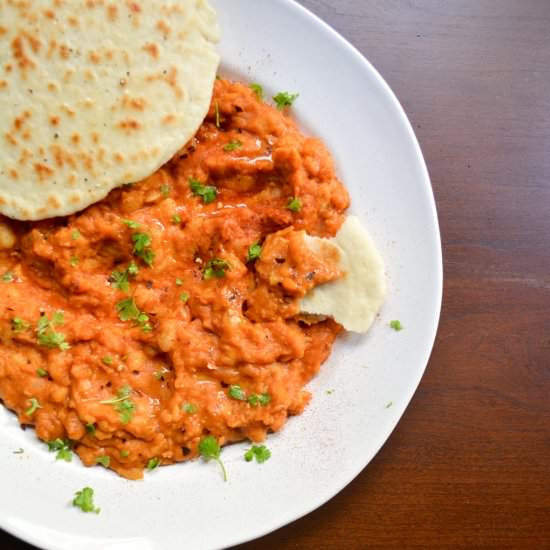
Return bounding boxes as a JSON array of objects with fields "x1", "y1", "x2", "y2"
[
  {"x1": 300, "y1": 216, "x2": 387, "y2": 333},
  {"x1": 0, "y1": 0, "x2": 220, "y2": 220}
]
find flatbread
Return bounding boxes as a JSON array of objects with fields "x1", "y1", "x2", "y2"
[
  {"x1": 0, "y1": 0, "x2": 220, "y2": 220},
  {"x1": 300, "y1": 216, "x2": 387, "y2": 332}
]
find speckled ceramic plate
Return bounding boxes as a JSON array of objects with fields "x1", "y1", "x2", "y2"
[{"x1": 0, "y1": 1, "x2": 442, "y2": 549}]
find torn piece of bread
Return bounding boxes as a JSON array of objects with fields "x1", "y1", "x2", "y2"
[
  {"x1": 0, "y1": 0, "x2": 219, "y2": 220},
  {"x1": 300, "y1": 216, "x2": 386, "y2": 332}
]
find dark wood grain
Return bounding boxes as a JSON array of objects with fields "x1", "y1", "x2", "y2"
[{"x1": 2, "y1": 1, "x2": 549, "y2": 549}]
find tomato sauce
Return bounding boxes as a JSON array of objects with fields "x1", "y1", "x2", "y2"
[{"x1": 0, "y1": 79, "x2": 350, "y2": 479}]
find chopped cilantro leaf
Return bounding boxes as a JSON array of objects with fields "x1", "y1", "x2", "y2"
[
  {"x1": 36, "y1": 367, "x2": 48, "y2": 378},
  {"x1": 385, "y1": 401, "x2": 394, "y2": 408},
  {"x1": 13, "y1": 448, "x2": 24, "y2": 454},
  {"x1": 203, "y1": 258, "x2": 230, "y2": 280},
  {"x1": 146, "y1": 457, "x2": 160, "y2": 470},
  {"x1": 132, "y1": 232, "x2": 155, "y2": 266},
  {"x1": 35, "y1": 312, "x2": 70, "y2": 351},
  {"x1": 182, "y1": 402, "x2": 197, "y2": 414},
  {"x1": 172, "y1": 214, "x2": 182, "y2": 225},
  {"x1": 180, "y1": 291, "x2": 189, "y2": 303},
  {"x1": 223, "y1": 140, "x2": 242, "y2": 152},
  {"x1": 390, "y1": 320, "x2": 404, "y2": 331},
  {"x1": 111, "y1": 262, "x2": 139, "y2": 292},
  {"x1": 287, "y1": 197, "x2": 302, "y2": 212},
  {"x1": 175, "y1": 278, "x2": 183, "y2": 286},
  {"x1": 273, "y1": 91, "x2": 299, "y2": 109},
  {"x1": 189, "y1": 177, "x2": 217, "y2": 204},
  {"x1": 160, "y1": 184, "x2": 171, "y2": 198},
  {"x1": 47, "y1": 438, "x2": 73, "y2": 462},
  {"x1": 71, "y1": 230, "x2": 81, "y2": 240},
  {"x1": 244, "y1": 445, "x2": 271, "y2": 463},
  {"x1": 2, "y1": 272, "x2": 14, "y2": 283},
  {"x1": 72, "y1": 487, "x2": 100, "y2": 514},
  {"x1": 70, "y1": 256, "x2": 79, "y2": 267},
  {"x1": 122, "y1": 219, "x2": 140, "y2": 229},
  {"x1": 12, "y1": 317, "x2": 29, "y2": 333},
  {"x1": 228, "y1": 384, "x2": 246, "y2": 401},
  {"x1": 85, "y1": 423, "x2": 96, "y2": 436},
  {"x1": 247, "y1": 392, "x2": 271, "y2": 407},
  {"x1": 100, "y1": 385, "x2": 136, "y2": 424},
  {"x1": 25, "y1": 398, "x2": 41, "y2": 416},
  {"x1": 249, "y1": 83, "x2": 264, "y2": 99},
  {"x1": 246, "y1": 242, "x2": 262, "y2": 262},
  {"x1": 116, "y1": 298, "x2": 152, "y2": 332},
  {"x1": 102, "y1": 356, "x2": 113, "y2": 366},
  {"x1": 120, "y1": 450, "x2": 130, "y2": 458},
  {"x1": 199, "y1": 435, "x2": 227, "y2": 481},
  {"x1": 96, "y1": 455, "x2": 110, "y2": 467}
]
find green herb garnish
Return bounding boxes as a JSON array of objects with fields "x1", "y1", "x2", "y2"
[
  {"x1": 247, "y1": 393, "x2": 271, "y2": 407},
  {"x1": 390, "y1": 320, "x2": 403, "y2": 331},
  {"x1": 120, "y1": 450, "x2": 130, "y2": 458},
  {"x1": 12, "y1": 317, "x2": 29, "y2": 333},
  {"x1": 122, "y1": 219, "x2": 140, "y2": 229},
  {"x1": 47, "y1": 438, "x2": 73, "y2": 462},
  {"x1": 175, "y1": 278, "x2": 183, "y2": 286},
  {"x1": 72, "y1": 487, "x2": 100, "y2": 513},
  {"x1": 189, "y1": 177, "x2": 217, "y2": 204},
  {"x1": 25, "y1": 398, "x2": 41, "y2": 416},
  {"x1": 223, "y1": 140, "x2": 242, "y2": 152},
  {"x1": 36, "y1": 312, "x2": 70, "y2": 351},
  {"x1": 246, "y1": 242, "x2": 262, "y2": 262},
  {"x1": 249, "y1": 83, "x2": 264, "y2": 99},
  {"x1": 228, "y1": 384, "x2": 246, "y2": 401},
  {"x1": 2, "y1": 272, "x2": 14, "y2": 283},
  {"x1": 179, "y1": 292, "x2": 189, "y2": 303},
  {"x1": 203, "y1": 258, "x2": 230, "y2": 280},
  {"x1": 69, "y1": 256, "x2": 79, "y2": 267},
  {"x1": 160, "y1": 184, "x2": 170, "y2": 198},
  {"x1": 100, "y1": 385, "x2": 136, "y2": 424},
  {"x1": 244, "y1": 445, "x2": 271, "y2": 463},
  {"x1": 132, "y1": 232, "x2": 155, "y2": 266},
  {"x1": 172, "y1": 214, "x2": 182, "y2": 225},
  {"x1": 71, "y1": 230, "x2": 81, "y2": 240},
  {"x1": 198, "y1": 435, "x2": 227, "y2": 481},
  {"x1": 146, "y1": 457, "x2": 160, "y2": 470},
  {"x1": 182, "y1": 402, "x2": 197, "y2": 414},
  {"x1": 286, "y1": 197, "x2": 302, "y2": 212},
  {"x1": 85, "y1": 423, "x2": 96, "y2": 436},
  {"x1": 111, "y1": 262, "x2": 139, "y2": 292},
  {"x1": 96, "y1": 455, "x2": 110, "y2": 467},
  {"x1": 116, "y1": 298, "x2": 152, "y2": 332},
  {"x1": 36, "y1": 367, "x2": 48, "y2": 378},
  {"x1": 273, "y1": 91, "x2": 299, "y2": 109}
]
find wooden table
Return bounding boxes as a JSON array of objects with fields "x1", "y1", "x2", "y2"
[{"x1": 2, "y1": 1, "x2": 549, "y2": 548}]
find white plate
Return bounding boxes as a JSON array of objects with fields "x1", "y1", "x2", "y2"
[{"x1": 0, "y1": 1, "x2": 442, "y2": 549}]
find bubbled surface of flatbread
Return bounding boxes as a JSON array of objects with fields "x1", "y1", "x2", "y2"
[
  {"x1": 0, "y1": 0, "x2": 220, "y2": 220},
  {"x1": 300, "y1": 216, "x2": 387, "y2": 333}
]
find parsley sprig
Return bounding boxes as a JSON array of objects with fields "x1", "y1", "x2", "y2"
[
  {"x1": 203, "y1": 258, "x2": 230, "y2": 280},
  {"x1": 35, "y1": 312, "x2": 70, "y2": 351},
  {"x1": 47, "y1": 438, "x2": 73, "y2": 462},
  {"x1": 132, "y1": 232, "x2": 155, "y2": 266},
  {"x1": 246, "y1": 243, "x2": 262, "y2": 262},
  {"x1": 110, "y1": 262, "x2": 139, "y2": 292},
  {"x1": 244, "y1": 445, "x2": 271, "y2": 463},
  {"x1": 189, "y1": 177, "x2": 217, "y2": 204},
  {"x1": 11, "y1": 317, "x2": 29, "y2": 333},
  {"x1": 223, "y1": 140, "x2": 242, "y2": 152},
  {"x1": 100, "y1": 385, "x2": 136, "y2": 424},
  {"x1": 228, "y1": 385, "x2": 271, "y2": 407},
  {"x1": 287, "y1": 197, "x2": 302, "y2": 212},
  {"x1": 72, "y1": 487, "x2": 100, "y2": 514},
  {"x1": 273, "y1": 91, "x2": 299, "y2": 109},
  {"x1": 25, "y1": 397, "x2": 41, "y2": 416},
  {"x1": 390, "y1": 320, "x2": 404, "y2": 331},
  {"x1": 199, "y1": 435, "x2": 227, "y2": 482},
  {"x1": 249, "y1": 83, "x2": 264, "y2": 99},
  {"x1": 116, "y1": 298, "x2": 152, "y2": 332}
]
